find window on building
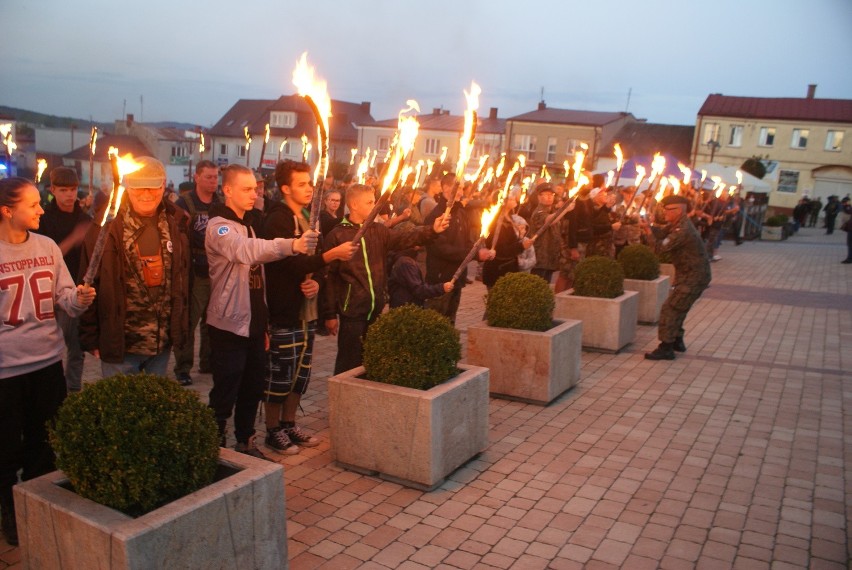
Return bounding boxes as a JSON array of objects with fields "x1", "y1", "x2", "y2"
[
  {"x1": 702, "y1": 123, "x2": 720, "y2": 145},
  {"x1": 758, "y1": 127, "x2": 775, "y2": 147},
  {"x1": 270, "y1": 112, "x2": 295, "y2": 128},
  {"x1": 546, "y1": 137, "x2": 557, "y2": 163},
  {"x1": 777, "y1": 170, "x2": 799, "y2": 193},
  {"x1": 791, "y1": 129, "x2": 809, "y2": 149},
  {"x1": 171, "y1": 146, "x2": 188, "y2": 158},
  {"x1": 513, "y1": 135, "x2": 536, "y2": 160},
  {"x1": 728, "y1": 125, "x2": 743, "y2": 147},
  {"x1": 565, "y1": 139, "x2": 588, "y2": 156},
  {"x1": 237, "y1": 145, "x2": 246, "y2": 158},
  {"x1": 424, "y1": 138, "x2": 441, "y2": 155},
  {"x1": 219, "y1": 143, "x2": 228, "y2": 155},
  {"x1": 378, "y1": 137, "x2": 390, "y2": 152},
  {"x1": 472, "y1": 142, "x2": 491, "y2": 159},
  {"x1": 825, "y1": 130, "x2": 844, "y2": 151}
]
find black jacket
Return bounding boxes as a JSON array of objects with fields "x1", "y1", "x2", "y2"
[
  {"x1": 388, "y1": 250, "x2": 445, "y2": 308},
  {"x1": 35, "y1": 200, "x2": 92, "y2": 284},
  {"x1": 568, "y1": 198, "x2": 612, "y2": 248},
  {"x1": 483, "y1": 216, "x2": 524, "y2": 287},
  {"x1": 260, "y1": 201, "x2": 327, "y2": 328},
  {"x1": 323, "y1": 218, "x2": 436, "y2": 321},
  {"x1": 423, "y1": 196, "x2": 476, "y2": 285}
]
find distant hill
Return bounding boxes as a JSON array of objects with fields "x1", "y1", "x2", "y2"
[{"x1": 0, "y1": 105, "x2": 113, "y2": 132}]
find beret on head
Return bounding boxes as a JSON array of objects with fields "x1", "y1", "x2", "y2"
[
  {"x1": 50, "y1": 166, "x2": 79, "y2": 187},
  {"x1": 123, "y1": 157, "x2": 166, "y2": 189},
  {"x1": 660, "y1": 195, "x2": 689, "y2": 207}
]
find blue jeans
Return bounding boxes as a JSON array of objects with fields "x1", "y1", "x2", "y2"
[{"x1": 100, "y1": 350, "x2": 171, "y2": 378}]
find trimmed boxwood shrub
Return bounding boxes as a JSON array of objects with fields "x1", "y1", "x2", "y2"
[
  {"x1": 765, "y1": 214, "x2": 789, "y2": 227},
  {"x1": 573, "y1": 255, "x2": 624, "y2": 299},
  {"x1": 49, "y1": 374, "x2": 219, "y2": 516},
  {"x1": 363, "y1": 305, "x2": 461, "y2": 390},
  {"x1": 485, "y1": 272, "x2": 554, "y2": 331},
  {"x1": 617, "y1": 244, "x2": 660, "y2": 280}
]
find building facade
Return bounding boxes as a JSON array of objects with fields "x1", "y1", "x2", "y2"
[{"x1": 691, "y1": 87, "x2": 852, "y2": 211}]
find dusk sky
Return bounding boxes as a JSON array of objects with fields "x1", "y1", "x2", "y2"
[{"x1": 2, "y1": 0, "x2": 851, "y2": 128}]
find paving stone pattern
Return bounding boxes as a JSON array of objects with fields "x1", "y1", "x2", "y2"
[{"x1": 2, "y1": 227, "x2": 849, "y2": 569}]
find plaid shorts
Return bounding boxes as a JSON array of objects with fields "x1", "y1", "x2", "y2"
[{"x1": 264, "y1": 322, "x2": 316, "y2": 403}]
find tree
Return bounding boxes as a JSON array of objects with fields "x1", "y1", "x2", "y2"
[{"x1": 741, "y1": 156, "x2": 767, "y2": 179}]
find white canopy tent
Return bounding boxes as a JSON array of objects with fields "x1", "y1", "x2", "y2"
[{"x1": 696, "y1": 162, "x2": 771, "y2": 194}]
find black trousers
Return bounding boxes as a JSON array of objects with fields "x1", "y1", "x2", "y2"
[
  {"x1": 208, "y1": 326, "x2": 266, "y2": 444},
  {"x1": 334, "y1": 316, "x2": 375, "y2": 376},
  {"x1": 0, "y1": 361, "x2": 66, "y2": 505}
]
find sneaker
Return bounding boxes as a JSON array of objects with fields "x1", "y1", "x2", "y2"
[
  {"x1": 711, "y1": 255, "x2": 722, "y2": 262},
  {"x1": 265, "y1": 427, "x2": 301, "y2": 455},
  {"x1": 235, "y1": 435, "x2": 274, "y2": 461},
  {"x1": 177, "y1": 372, "x2": 193, "y2": 386},
  {"x1": 282, "y1": 424, "x2": 320, "y2": 448}
]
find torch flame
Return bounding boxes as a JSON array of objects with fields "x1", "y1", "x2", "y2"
[
  {"x1": 700, "y1": 169, "x2": 707, "y2": 184},
  {"x1": 279, "y1": 139, "x2": 287, "y2": 154},
  {"x1": 669, "y1": 176, "x2": 680, "y2": 196},
  {"x1": 569, "y1": 175, "x2": 589, "y2": 198},
  {"x1": 455, "y1": 81, "x2": 481, "y2": 180},
  {"x1": 414, "y1": 160, "x2": 425, "y2": 187},
  {"x1": 244, "y1": 126, "x2": 251, "y2": 151},
  {"x1": 264, "y1": 123, "x2": 270, "y2": 144},
  {"x1": 90, "y1": 127, "x2": 98, "y2": 156},
  {"x1": 426, "y1": 159, "x2": 435, "y2": 176},
  {"x1": 35, "y1": 159, "x2": 48, "y2": 183},
  {"x1": 677, "y1": 162, "x2": 691, "y2": 186},
  {"x1": 518, "y1": 154, "x2": 526, "y2": 169},
  {"x1": 572, "y1": 147, "x2": 586, "y2": 184},
  {"x1": 292, "y1": 52, "x2": 331, "y2": 143},
  {"x1": 439, "y1": 146, "x2": 448, "y2": 164},
  {"x1": 495, "y1": 153, "x2": 506, "y2": 179},
  {"x1": 477, "y1": 166, "x2": 494, "y2": 192},
  {"x1": 614, "y1": 143, "x2": 624, "y2": 171},
  {"x1": 377, "y1": 102, "x2": 420, "y2": 197},
  {"x1": 710, "y1": 175, "x2": 722, "y2": 191},
  {"x1": 350, "y1": 148, "x2": 357, "y2": 165},
  {"x1": 370, "y1": 148, "x2": 378, "y2": 168},
  {"x1": 648, "y1": 152, "x2": 665, "y2": 184},
  {"x1": 301, "y1": 134, "x2": 309, "y2": 162},
  {"x1": 199, "y1": 132, "x2": 206, "y2": 154},
  {"x1": 736, "y1": 169, "x2": 743, "y2": 186},
  {"x1": 101, "y1": 147, "x2": 143, "y2": 225},
  {"x1": 606, "y1": 170, "x2": 614, "y2": 188},
  {"x1": 479, "y1": 201, "x2": 501, "y2": 239},
  {"x1": 0, "y1": 124, "x2": 17, "y2": 154},
  {"x1": 634, "y1": 165, "x2": 646, "y2": 188}
]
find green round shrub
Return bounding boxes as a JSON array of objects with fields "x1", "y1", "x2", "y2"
[
  {"x1": 617, "y1": 244, "x2": 660, "y2": 280},
  {"x1": 49, "y1": 374, "x2": 219, "y2": 516},
  {"x1": 363, "y1": 305, "x2": 461, "y2": 390},
  {"x1": 765, "y1": 214, "x2": 789, "y2": 227},
  {"x1": 485, "y1": 272, "x2": 554, "y2": 331},
  {"x1": 573, "y1": 256, "x2": 624, "y2": 299}
]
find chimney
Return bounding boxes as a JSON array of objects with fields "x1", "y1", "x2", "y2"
[
  {"x1": 489, "y1": 107, "x2": 498, "y2": 120},
  {"x1": 433, "y1": 108, "x2": 441, "y2": 115},
  {"x1": 126, "y1": 113, "x2": 134, "y2": 127},
  {"x1": 442, "y1": 109, "x2": 449, "y2": 116},
  {"x1": 360, "y1": 101, "x2": 371, "y2": 114},
  {"x1": 538, "y1": 101, "x2": 546, "y2": 111},
  {"x1": 806, "y1": 84, "x2": 817, "y2": 99}
]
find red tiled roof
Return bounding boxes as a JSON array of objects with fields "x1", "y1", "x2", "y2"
[
  {"x1": 63, "y1": 133, "x2": 152, "y2": 161},
  {"x1": 698, "y1": 94, "x2": 852, "y2": 123},
  {"x1": 507, "y1": 107, "x2": 633, "y2": 126},
  {"x1": 366, "y1": 111, "x2": 506, "y2": 135},
  {"x1": 607, "y1": 122, "x2": 695, "y2": 163},
  {"x1": 209, "y1": 96, "x2": 374, "y2": 143}
]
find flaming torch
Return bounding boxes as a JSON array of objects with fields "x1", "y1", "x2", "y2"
[
  {"x1": 441, "y1": 82, "x2": 481, "y2": 220},
  {"x1": 530, "y1": 147, "x2": 588, "y2": 242},
  {"x1": 277, "y1": 139, "x2": 287, "y2": 162},
  {"x1": 350, "y1": 101, "x2": 420, "y2": 244},
  {"x1": 487, "y1": 161, "x2": 521, "y2": 251},
  {"x1": 1, "y1": 124, "x2": 16, "y2": 173},
  {"x1": 88, "y1": 127, "x2": 98, "y2": 195},
  {"x1": 350, "y1": 148, "x2": 357, "y2": 166},
  {"x1": 612, "y1": 143, "x2": 624, "y2": 189},
  {"x1": 293, "y1": 52, "x2": 332, "y2": 246},
  {"x1": 257, "y1": 123, "x2": 270, "y2": 171},
  {"x1": 243, "y1": 126, "x2": 252, "y2": 167},
  {"x1": 35, "y1": 159, "x2": 47, "y2": 184},
  {"x1": 450, "y1": 201, "x2": 501, "y2": 285},
  {"x1": 82, "y1": 148, "x2": 142, "y2": 287}
]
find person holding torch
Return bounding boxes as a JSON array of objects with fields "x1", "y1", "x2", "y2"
[{"x1": 0, "y1": 177, "x2": 96, "y2": 547}]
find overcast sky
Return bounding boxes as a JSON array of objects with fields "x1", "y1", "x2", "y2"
[{"x1": 2, "y1": 0, "x2": 851, "y2": 128}]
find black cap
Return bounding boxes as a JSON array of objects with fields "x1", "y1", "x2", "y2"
[
  {"x1": 660, "y1": 195, "x2": 689, "y2": 207},
  {"x1": 536, "y1": 182, "x2": 554, "y2": 194}
]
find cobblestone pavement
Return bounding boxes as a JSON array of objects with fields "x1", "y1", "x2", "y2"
[{"x1": 2, "y1": 227, "x2": 850, "y2": 569}]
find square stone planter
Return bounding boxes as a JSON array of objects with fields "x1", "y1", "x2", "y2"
[
  {"x1": 761, "y1": 226, "x2": 785, "y2": 240},
  {"x1": 13, "y1": 448, "x2": 287, "y2": 569},
  {"x1": 554, "y1": 289, "x2": 639, "y2": 353},
  {"x1": 624, "y1": 275, "x2": 671, "y2": 325},
  {"x1": 465, "y1": 319, "x2": 582, "y2": 405},
  {"x1": 328, "y1": 364, "x2": 489, "y2": 491}
]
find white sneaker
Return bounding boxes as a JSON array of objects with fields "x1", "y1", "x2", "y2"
[{"x1": 712, "y1": 255, "x2": 722, "y2": 261}]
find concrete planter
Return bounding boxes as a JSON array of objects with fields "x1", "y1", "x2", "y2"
[
  {"x1": 761, "y1": 226, "x2": 785, "y2": 241},
  {"x1": 624, "y1": 275, "x2": 671, "y2": 325},
  {"x1": 13, "y1": 448, "x2": 287, "y2": 569},
  {"x1": 328, "y1": 364, "x2": 489, "y2": 491},
  {"x1": 554, "y1": 289, "x2": 639, "y2": 353},
  {"x1": 659, "y1": 263, "x2": 676, "y2": 283},
  {"x1": 465, "y1": 319, "x2": 582, "y2": 405}
]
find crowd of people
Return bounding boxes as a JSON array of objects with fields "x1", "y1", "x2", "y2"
[{"x1": 2, "y1": 152, "x2": 845, "y2": 547}]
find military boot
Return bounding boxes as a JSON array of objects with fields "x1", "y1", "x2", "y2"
[
  {"x1": 673, "y1": 336, "x2": 687, "y2": 353},
  {"x1": 645, "y1": 342, "x2": 676, "y2": 360}
]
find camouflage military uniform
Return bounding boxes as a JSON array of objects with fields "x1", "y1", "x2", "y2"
[
  {"x1": 529, "y1": 205, "x2": 561, "y2": 272},
  {"x1": 656, "y1": 214, "x2": 711, "y2": 343}
]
